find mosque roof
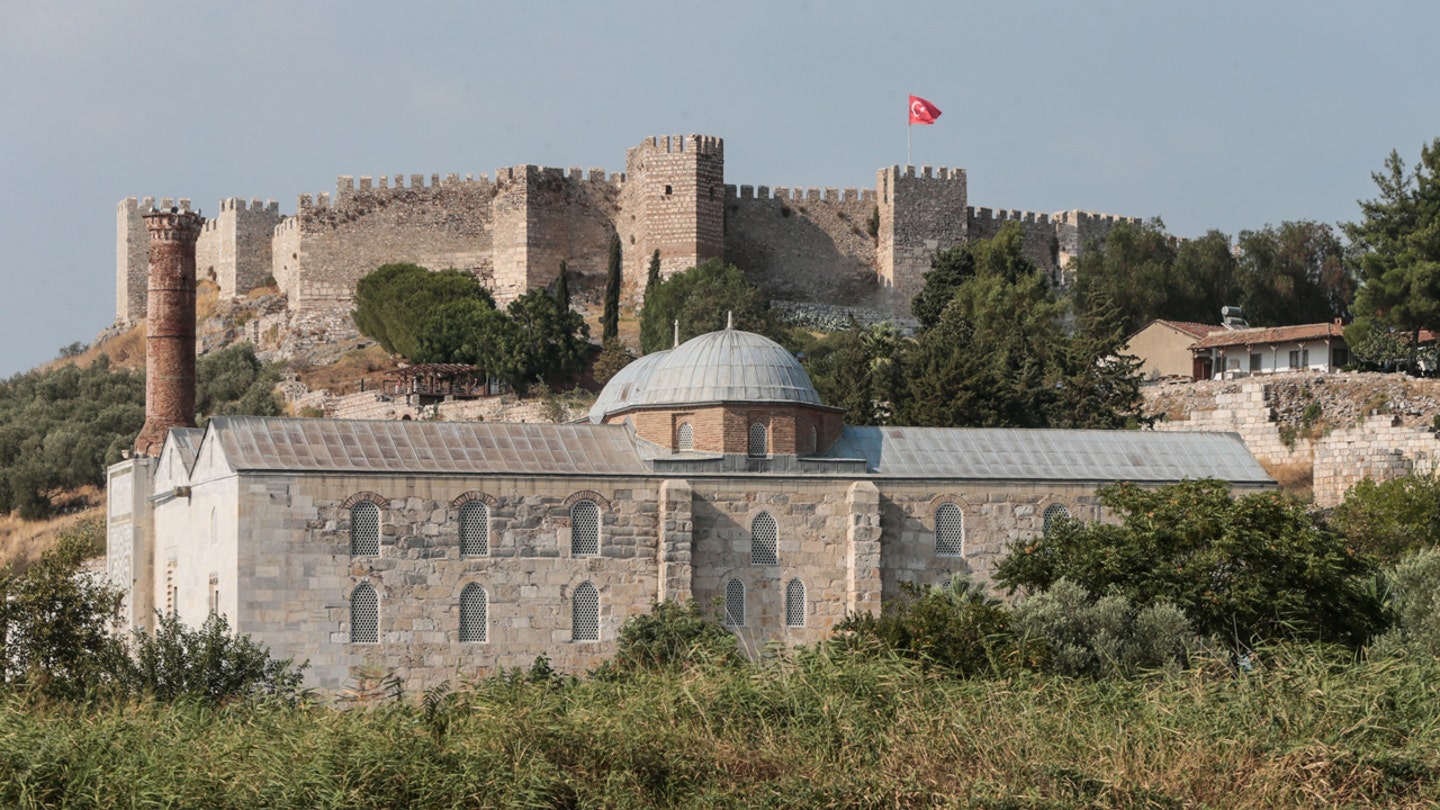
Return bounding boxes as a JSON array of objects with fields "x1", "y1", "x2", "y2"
[
  {"x1": 197, "y1": 416, "x2": 1270, "y2": 486},
  {"x1": 827, "y1": 426, "x2": 1271, "y2": 483},
  {"x1": 590, "y1": 327, "x2": 823, "y2": 422}
]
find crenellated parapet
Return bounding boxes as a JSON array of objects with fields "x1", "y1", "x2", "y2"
[
  {"x1": 876, "y1": 165, "x2": 969, "y2": 306},
  {"x1": 624, "y1": 134, "x2": 726, "y2": 282},
  {"x1": 116, "y1": 197, "x2": 195, "y2": 325},
  {"x1": 727, "y1": 185, "x2": 877, "y2": 203}
]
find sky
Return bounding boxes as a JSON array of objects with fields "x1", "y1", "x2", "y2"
[{"x1": 1, "y1": 0, "x2": 1438, "y2": 378}]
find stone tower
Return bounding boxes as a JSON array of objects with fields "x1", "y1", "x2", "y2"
[
  {"x1": 876, "y1": 165, "x2": 968, "y2": 308},
  {"x1": 625, "y1": 135, "x2": 725, "y2": 278},
  {"x1": 134, "y1": 207, "x2": 205, "y2": 456}
]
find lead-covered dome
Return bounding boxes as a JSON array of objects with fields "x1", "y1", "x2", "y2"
[
  {"x1": 587, "y1": 349, "x2": 670, "y2": 424},
  {"x1": 632, "y1": 327, "x2": 822, "y2": 409}
]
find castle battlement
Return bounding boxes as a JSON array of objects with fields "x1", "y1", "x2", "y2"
[
  {"x1": 1052, "y1": 209, "x2": 1142, "y2": 227},
  {"x1": 630, "y1": 133, "x2": 724, "y2": 158},
  {"x1": 218, "y1": 197, "x2": 280, "y2": 214},
  {"x1": 726, "y1": 185, "x2": 877, "y2": 203},
  {"x1": 883, "y1": 165, "x2": 966, "y2": 182},
  {"x1": 967, "y1": 206, "x2": 1052, "y2": 225}
]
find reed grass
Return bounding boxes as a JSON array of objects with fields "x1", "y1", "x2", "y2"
[{"x1": 3, "y1": 645, "x2": 1439, "y2": 808}]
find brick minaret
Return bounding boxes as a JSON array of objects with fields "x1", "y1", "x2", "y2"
[{"x1": 134, "y1": 207, "x2": 205, "y2": 456}]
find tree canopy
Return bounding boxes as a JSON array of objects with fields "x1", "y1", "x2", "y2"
[
  {"x1": 352, "y1": 264, "x2": 497, "y2": 361},
  {"x1": 638, "y1": 259, "x2": 788, "y2": 354}
]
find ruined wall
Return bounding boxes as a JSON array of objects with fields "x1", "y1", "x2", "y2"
[
  {"x1": 876, "y1": 165, "x2": 968, "y2": 309},
  {"x1": 1314, "y1": 416, "x2": 1440, "y2": 507},
  {"x1": 1053, "y1": 210, "x2": 1143, "y2": 282},
  {"x1": 288, "y1": 173, "x2": 497, "y2": 312},
  {"x1": 724, "y1": 184, "x2": 881, "y2": 306}
]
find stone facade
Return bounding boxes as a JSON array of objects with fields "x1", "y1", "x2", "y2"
[{"x1": 117, "y1": 133, "x2": 1141, "y2": 331}]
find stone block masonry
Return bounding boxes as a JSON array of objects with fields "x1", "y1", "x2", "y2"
[{"x1": 117, "y1": 133, "x2": 1143, "y2": 338}]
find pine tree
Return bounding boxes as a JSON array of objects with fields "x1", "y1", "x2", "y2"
[
  {"x1": 555, "y1": 260, "x2": 570, "y2": 312},
  {"x1": 603, "y1": 234, "x2": 622, "y2": 343}
]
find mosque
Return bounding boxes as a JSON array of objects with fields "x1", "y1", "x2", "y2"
[{"x1": 105, "y1": 208, "x2": 1273, "y2": 690}]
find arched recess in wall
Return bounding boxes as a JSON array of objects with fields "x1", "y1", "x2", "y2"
[
  {"x1": 566, "y1": 492, "x2": 607, "y2": 557},
  {"x1": 343, "y1": 492, "x2": 389, "y2": 557},
  {"x1": 724, "y1": 579, "x2": 746, "y2": 627},
  {"x1": 572, "y1": 581, "x2": 599, "y2": 642},
  {"x1": 350, "y1": 583, "x2": 379, "y2": 644},
  {"x1": 459, "y1": 583, "x2": 488, "y2": 643},
  {"x1": 750, "y1": 511, "x2": 778, "y2": 565},
  {"x1": 785, "y1": 578, "x2": 806, "y2": 628}
]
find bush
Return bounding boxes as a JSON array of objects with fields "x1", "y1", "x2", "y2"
[
  {"x1": 123, "y1": 611, "x2": 308, "y2": 704},
  {"x1": 832, "y1": 575, "x2": 1012, "y2": 676},
  {"x1": 1011, "y1": 579, "x2": 1197, "y2": 677},
  {"x1": 602, "y1": 601, "x2": 740, "y2": 674},
  {"x1": 1331, "y1": 473, "x2": 1440, "y2": 563},
  {"x1": 1372, "y1": 548, "x2": 1440, "y2": 657}
]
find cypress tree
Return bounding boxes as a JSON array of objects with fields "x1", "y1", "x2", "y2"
[
  {"x1": 555, "y1": 260, "x2": 570, "y2": 311},
  {"x1": 645, "y1": 249, "x2": 661, "y2": 303},
  {"x1": 603, "y1": 233, "x2": 622, "y2": 342}
]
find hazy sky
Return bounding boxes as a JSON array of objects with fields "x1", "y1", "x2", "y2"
[{"x1": 2, "y1": 0, "x2": 1437, "y2": 377}]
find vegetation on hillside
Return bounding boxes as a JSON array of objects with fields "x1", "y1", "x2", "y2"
[
  {"x1": 352, "y1": 262, "x2": 589, "y2": 393},
  {"x1": 638, "y1": 258, "x2": 791, "y2": 353}
]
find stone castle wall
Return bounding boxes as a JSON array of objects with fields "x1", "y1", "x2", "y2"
[{"x1": 117, "y1": 133, "x2": 1140, "y2": 332}]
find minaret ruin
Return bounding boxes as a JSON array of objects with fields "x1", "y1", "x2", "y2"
[{"x1": 133, "y1": 207, "x2": 205, "y2": 456}]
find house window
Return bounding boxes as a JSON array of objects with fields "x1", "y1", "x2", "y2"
[
  {"x1": 572, "y1": 581, "x2": 599, "y2": 641},
  {"x1": 785, "y1": 578, "x2": 806, "y2": 628},
  {"x1": 724, "y1": 579, "x2": 746, "y2": 627},
  {"x1": 935, "y1": 503, "x2": 964, "y2": 557},
  {"x1": 459, "y1": 501, "x2": 489, "y2": 557},
  {"x1": 350, "y1": 583, "x2": 378, "y2": 644},
  {"x1": 751, "y1": 511, "x2": 778, "y2": 565},
  {"x1": 677, "y1": 422, "x2": 693, "y2": 451},
  {"x1": 1249, "y1": 353, "x2": 1262, "y2": 373},
  {"x1": 1332, "y1": 347, "x2": 1350, "y2": 368},
  {"x1": 1043, "y1": 504, "x2": 1071, "y2": 536},
  {"x1": 1289, "y1": 349, "x2": 1309, "y2": 369},
  {"x1": 350, "y1": 501, "x2": 380, "y2": 556},
  {"x1": 459, "y1": 583, "x2": 488, "y2": 643},
  {"x1": 748, "y1": 422, "x2": 768, "y2": 457},
  {"x1": 570, "y1": 500, "x2": 600, "y2": 557}
]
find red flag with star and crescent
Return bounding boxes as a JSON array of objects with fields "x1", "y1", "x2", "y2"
[{"x1": 909, "y1": 95, "x2": 941, "y2": 125}]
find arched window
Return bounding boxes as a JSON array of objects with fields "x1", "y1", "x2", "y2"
[
  {"x1": 459, "y1": 583, "x2": 488, "y2": 643},
  {"x1": 809, "y1": 424, "x2": 818, "y2": 453},
  {"x1": 785, "y1": 578, "x2": 806, "y2": 627},
  {"x1": 573, "y1": 581, "x2": 599, "y2": 641},
  {"x1": 350, "y1": 501, "x2": 380, "y2": 556},
  {"x1": 1043, "y1": 504, "x2": 1071, "y2": 536},
  {"x1": 677, "y1": 422, "x2": 693, "y2": 451},
  {"x1": 350, "y1": 583, "x2": 378, "y2": 644},
  {"x1": 935, "y1": 503, "x2": 964, "y2": 557},
  {"x1": 210, "y1": 507, "x2": 218, "y2": 546},
  {"x1": 748, "y1": 422, "x2": 768, "y2": 457},
  {"x1": 570, "y1": 500, "x2": 600, "y2": 556},
  {"x1": 459, "y1": 501, "x2": 489, "y2": 557},
  {"x1": 724, "y1": 579, "x2": 746, "y2": 627},
  {"x1": 750, "y1": 511, "x2": 778, "y2": 565}
]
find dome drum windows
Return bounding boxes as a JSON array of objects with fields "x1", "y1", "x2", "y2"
[
  {"x1": 676, "y1": 421, "x2": 694, "y2": 451},
  {"x1": 748, "y1": 422, "x2": 768, "y2": 457},
  {"x1": 935, "y1": 503, "x2": 964, "y2": 557}
]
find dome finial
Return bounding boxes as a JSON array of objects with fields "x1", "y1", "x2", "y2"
[{"x1": 726, "y1": 311, "x2": 733, "y2": 330}]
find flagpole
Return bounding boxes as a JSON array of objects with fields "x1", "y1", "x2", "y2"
[{"x1": 907, "y1": 122, "x2": 911, "y2": 166}]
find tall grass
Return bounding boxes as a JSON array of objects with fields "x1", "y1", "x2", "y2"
[{"x1": 3, "y1": 645, "x2": 1440, "y2": 808}]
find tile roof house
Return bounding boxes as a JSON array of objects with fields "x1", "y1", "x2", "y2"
[
  {"x1": 1189, "y1": 321, "x2": 1349, "y2": 380},
  {"x1": 1124, "y1": 320, "x2": 1225, "y2": 379}
]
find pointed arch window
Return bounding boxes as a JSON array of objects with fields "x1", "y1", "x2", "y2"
[
  {"x1": 724, "y1": 579, "x2": 746, "y2": 627},
  {"x1": 350, "y1": 501, "x2": 380, "y2": 556},
  {"x1": 677, "y1": 422, "x2": 693, "y2": 451},
  {"x1": 750, "y1": 511, "x2": 778, "y2": 565},
  {"x1": 935, "y1": 503, "x2": 964, "y2": 557},
  {"x1": 459, "y1": 583, "x2": 488, "y2": 643},
  {"x1": 573, "y1": 581, "x2": 599, "y2": 641},
  {"x1": 785, "y1": 579, "x2": 806, "y2": 627},
  {"x1": 748, "y1": 423, "x2": 768, "y2": 457},
  {"x1": 459, "y1": 501, "x2": 489, "y2": 557},
  {"x1": 350, "y1": 583, "x2": 378, "y2": 644}
]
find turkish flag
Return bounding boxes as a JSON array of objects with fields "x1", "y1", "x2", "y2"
[{"x1": 909, "y1": 95, "x2": 941, "y2": 125}]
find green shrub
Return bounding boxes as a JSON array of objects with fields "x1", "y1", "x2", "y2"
[
  {"x1": 1372, "y1": 548, "x2": 1440, "y2": 657},
  {"x1": 1011, "y1": 579, "x2": 1197, "y2": 677},
  {"x1": 832, "y1": 575, "x2": 1013, "y2": 676},
  {"x1": 602, "y1": 601, "x2": 740, "y2": 674},
  {"x1": 123, "y1": 611, "x2": 308, "y2": 704},
  {"x1": 1331, "y1": 473, "x2": 1440, "y2": 563}
]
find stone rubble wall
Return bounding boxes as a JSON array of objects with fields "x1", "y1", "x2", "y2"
[{"x1": 1145, "y1": 372, "x2": 1440, "y2": 506}]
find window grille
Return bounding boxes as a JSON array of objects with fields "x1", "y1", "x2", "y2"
[
  {"x1": 459, "y1": 501, "x2": 489, "y2": 557},
  {"x1": 934, "y1": 503, "x2": 964, "y2": 556},
  {"x1": 350, "y1": 501, "x2": 380, "y2": 556},
  {"x1": 210, "y1": 507, "x2": 218, "y2": 546},
  {"x1": 1249, "y1": 353, "x2": 1262, "y2": 373},
  {"x1": 350, "y1": 583, "x2": 378, "y2": 643},
  {"x1": 748, "y1": 422, "x2": 767, "y2": 457},
  {"x1": 571, "y1": 500, "x2": 600, "y2": 556},
  {"x1": 573, "y1": 581, "x2": 599, "y2": 641},
  {"x1": 677, "y1": 422, "x2": 693, "y2": 451},
  {"x1": 809, "y1": 424, "x2": 818, "y2": 453},
  {"x1": 785, "y1": 578, "x2": 806, "y2": 627},
  {"x1": 1043, "y1": 504, "x2": 1070, "y2": 536},
  {"x1": 724, "y1": 579, "x2": 746, "y2": 627},
  {"x1": 459, "y1": 583, "x2": 488, "y2": 643},
  {"x1": 750, "y1": 511, "x2": 778, "y2": 565}
]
